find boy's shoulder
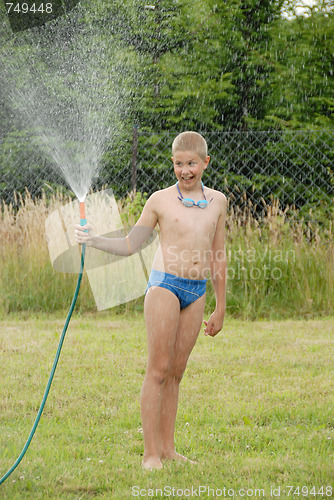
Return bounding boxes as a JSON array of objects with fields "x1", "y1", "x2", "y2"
[
  {"x1": 206, "y1": 186, "x2": 226, "y2": 199},
  {"x1": 144, "y1": 186, "x2": 175, "y2": 215},
  {"x1": 205, "y1": 186, "x2": 227, "y2": 208},
  {"x1": 153, "y1": 185, "x2": 175, "y2": 195},
  {"x1": 147, "y1": 185, "x2": 175, "y2": 202}
]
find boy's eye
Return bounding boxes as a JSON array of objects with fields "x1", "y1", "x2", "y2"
[
  {"x1": 174, "y1": 161, "x2": 198, "y2": 167},
  {"x1": 176, "y1": 162, "x2": 196, "y2": 166}
]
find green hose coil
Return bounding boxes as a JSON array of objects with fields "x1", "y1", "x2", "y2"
[{"x1": 0, "y1": 244, "x2": 86, "y2": 486}]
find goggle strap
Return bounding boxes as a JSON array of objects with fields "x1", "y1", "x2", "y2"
[
  {"x1": 176, "y1": 182, "x2": 213, "y2": 208},
  {"x1": 176, "y1": 181, "x2": 207, "y2": 200}
]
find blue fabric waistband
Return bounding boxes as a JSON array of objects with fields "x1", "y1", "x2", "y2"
[{"x1": 149, "y1": 269, "x2": 207, "y2": 285}]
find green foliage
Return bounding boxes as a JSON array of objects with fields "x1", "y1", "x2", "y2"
[
  {"x1": 1, "y1": 0, "x2": 334, "y2": 217},
  {"x1": 262, "y1": 10, "x2": 334, "y2": 129},
  {"x1": 1, "y1": 0, "x2": 334, "y2": 136},
  {"x1": 0, "y1": 129, "x2": 65, "y2": 205},
  {"x1": 120, "y1": 190, "x2": 148, "y2": 229}
]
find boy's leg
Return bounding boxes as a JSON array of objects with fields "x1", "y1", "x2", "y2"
[
  {"x1": 159, "y1": 294, "x2": 206, "y2": 461},
  {"x1": 141, "y1": 286, "x2": 181, "y2": 469}
]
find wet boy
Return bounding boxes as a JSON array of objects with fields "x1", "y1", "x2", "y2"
[{"x1": 75, "y1": 131, "x2": 227, "y2": 470}]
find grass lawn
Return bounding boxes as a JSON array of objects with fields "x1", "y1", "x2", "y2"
[{"x1": 0, "y1": 313, "x2": 333, "y2": 499}]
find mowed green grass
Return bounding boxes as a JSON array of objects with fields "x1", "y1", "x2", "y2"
[{"x1": 0, "y1": 313, "x2": 333, "y2": 499}]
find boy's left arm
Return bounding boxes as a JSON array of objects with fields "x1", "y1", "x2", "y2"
[{"x1": 204, "y1": 195, "x2": 227, "y2": 337}]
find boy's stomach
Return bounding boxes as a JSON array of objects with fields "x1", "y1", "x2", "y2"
[{"x1": 151, "y1": 244, "x2": 212, "y2": 280}]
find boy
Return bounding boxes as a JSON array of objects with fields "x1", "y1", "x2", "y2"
[{"x1": 75, "y1": 131, "x2": 227, "y2": 470}]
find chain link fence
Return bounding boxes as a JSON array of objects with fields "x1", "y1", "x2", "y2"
[{"x1": 1, "y1": 128, "x2": 333, "y2": 223}]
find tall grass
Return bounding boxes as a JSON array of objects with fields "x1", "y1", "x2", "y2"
[
  {"x1": 0, "y1": 190, "x2": 333, "y2": 318},
  {"x1": 212, "y1": 198, "x2": 334, "y2": 319}
]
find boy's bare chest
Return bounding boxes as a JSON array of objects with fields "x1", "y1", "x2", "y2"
[{"x1": 159, "y1": 202, "x2": 218, "y2": 238}]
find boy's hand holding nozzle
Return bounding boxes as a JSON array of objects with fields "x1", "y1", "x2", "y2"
[
  {"x1": 75, "y1": 222, "x2": 95, "y2": 245},
  {"x1": 75, "y1": 201, "x2": 95, "y2": 245}
]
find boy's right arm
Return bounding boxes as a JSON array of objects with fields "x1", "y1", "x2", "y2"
[{"x1": 75, "y1": 193, "x2": 159, "y2": 256}]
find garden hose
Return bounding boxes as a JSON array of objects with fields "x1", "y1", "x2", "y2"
[{"x1": 0, "y1": 203, "x2": 87, "y2": 486}]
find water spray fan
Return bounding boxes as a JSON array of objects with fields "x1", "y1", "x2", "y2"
[{"x1": 0, "y1": 202, "x2": 87, "y2": 486}]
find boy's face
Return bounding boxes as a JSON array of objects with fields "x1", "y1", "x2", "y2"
[{"x1": 172, "y1": 150, "x2": 210, "y2": 190}]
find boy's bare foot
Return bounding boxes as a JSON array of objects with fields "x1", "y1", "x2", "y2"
[
  {"x1": 162, "y1": 451, "x2": 196, "y2": 464},
  {"x1": 141, "y1": 456, "x2": 163, "y2": 470}
]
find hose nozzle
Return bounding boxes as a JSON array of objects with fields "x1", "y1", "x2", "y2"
[{"x1": 79, "y1": 202, "x2": 88, "y2": 230}]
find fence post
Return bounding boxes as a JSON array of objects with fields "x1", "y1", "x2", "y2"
[{"x1": 131, "y1": 124, "x2": 138, "y2": 194}]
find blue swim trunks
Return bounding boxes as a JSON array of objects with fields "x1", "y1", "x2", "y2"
[{"x1": 146, "y1": 269, "x2": 207, "y2": 309}]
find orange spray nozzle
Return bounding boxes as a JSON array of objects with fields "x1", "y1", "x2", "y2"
[
  {"x1": 79, "y1": 202, "x2": 86, "y2": 220},
  {"x1": 79, "y1": 202, "x2": 87, "y2": 229}
]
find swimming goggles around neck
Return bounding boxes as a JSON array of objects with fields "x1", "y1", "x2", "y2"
[{"x1": 176, "y1": 181, "x2": 213, "y2": 208}]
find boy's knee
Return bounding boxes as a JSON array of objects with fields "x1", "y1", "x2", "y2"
[
  {"x1": 146, "y1": 358, "x2": 187, "y2": 384},
  {"x1": 149, "y1": 363, "x2": 171, "y2": 385}
]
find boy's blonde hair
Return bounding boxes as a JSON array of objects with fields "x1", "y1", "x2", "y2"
[{"x1": 172, "y1": 131, "x2": 208, "y2": 161}]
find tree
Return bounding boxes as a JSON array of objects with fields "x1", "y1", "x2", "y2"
[
  {"x1": 138, "y1": 0, "x2": 285, "y2": 131},
  {"x1": 262, "y1": 4, "x2": 334, "y2": 129}
]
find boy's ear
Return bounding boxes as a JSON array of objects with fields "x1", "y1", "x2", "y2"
[{"x1": 204, "y1": 156, "x2": 210, "y2": 168}]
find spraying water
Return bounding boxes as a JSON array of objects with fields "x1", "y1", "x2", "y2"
[
  {"x1": 0, "y1": 3, "x2": 140, "y2": 485},
  {"x1": 0, "y1": 4, "x2": 128, "y2": 201}
]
